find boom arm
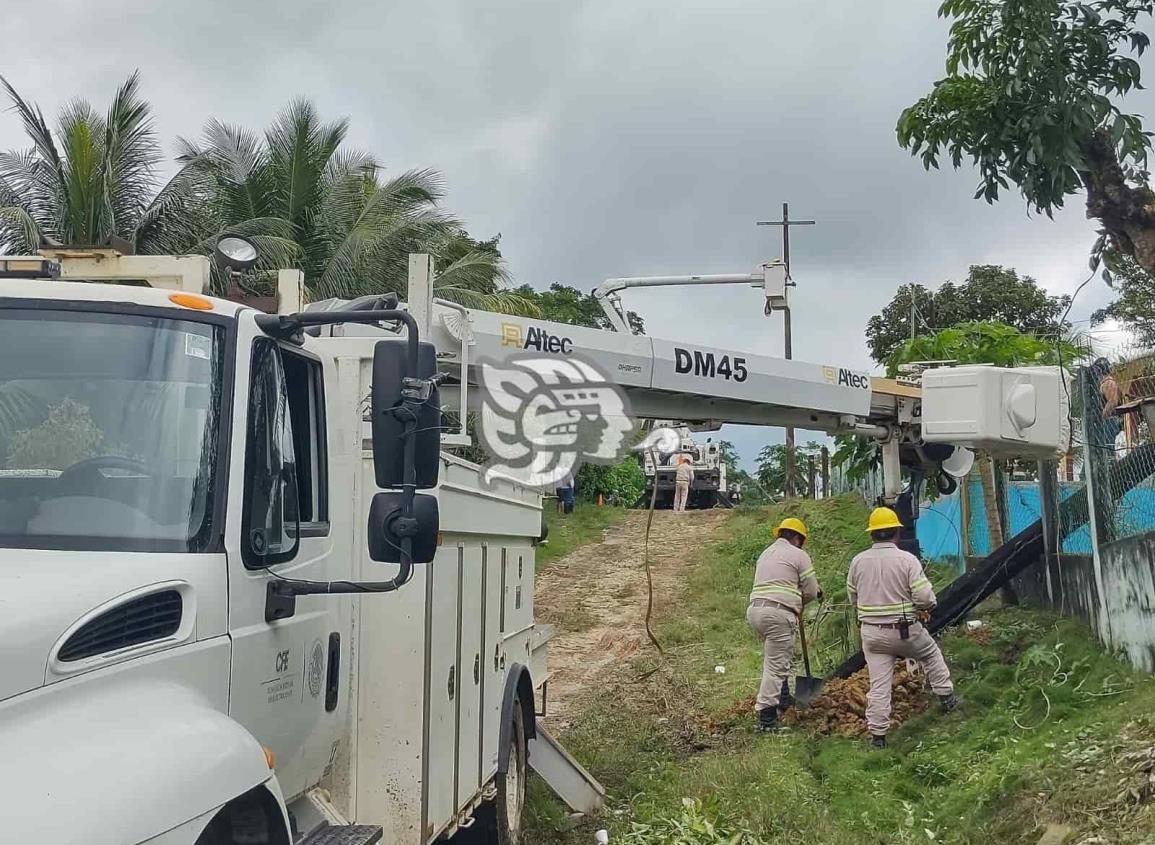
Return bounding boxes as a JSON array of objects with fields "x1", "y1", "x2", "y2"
[{"x1": 593, "y1": 262, "x2": 789, "y2": 332}]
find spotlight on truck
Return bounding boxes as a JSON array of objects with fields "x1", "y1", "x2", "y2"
[{"x1": 214, "y1": 234, "x2": 260, "y2": 272}]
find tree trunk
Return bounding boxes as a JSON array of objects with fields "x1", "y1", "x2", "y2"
[
  {"x1": 978, "y1": 454, "x2": 1020, "y2": 605},
  {"x1": 1082, "y1": 130, "x2": 1155, "y2": 272},
  {"x1": 979, "y1": 453, "x2": 1004, "y2": 552}
]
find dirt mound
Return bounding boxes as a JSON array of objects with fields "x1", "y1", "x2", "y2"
[{"x1": 780, "y1": 664, "x2": 930, "y2": 737}]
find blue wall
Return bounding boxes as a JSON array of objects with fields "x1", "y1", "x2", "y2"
[{"x1": 917, "y1": 478, "x2": 1098, "y2": 559}]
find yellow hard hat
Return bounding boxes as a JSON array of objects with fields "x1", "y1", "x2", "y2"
[
  {"x1": 776, "y1": 517, "x2": 808, "y2": 539},
  {"x1": 867, "y1": 507, "x2": 903, "y2": 533}
]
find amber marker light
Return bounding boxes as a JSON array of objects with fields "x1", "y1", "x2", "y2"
[{"x1": 168, "y1": 293, "x2": 214, "y2": 311}]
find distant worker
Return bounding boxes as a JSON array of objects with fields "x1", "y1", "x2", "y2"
[
  {"x1": 555, "y1": 473, "x2": 575, "y2": 515},
  {"x1": 746, "y1": 517, "x2": 821, "y2": 732},
  {"x1": 847, "y1": 507, "x2": 958, "y2": 749},
  {"x1": 673, "y1": 454, "x2": 694, "y2": 512}
]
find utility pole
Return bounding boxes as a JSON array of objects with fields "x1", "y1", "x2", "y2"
[{"x1": 758, "y1": 202, "x2": 816, "y2": 497}]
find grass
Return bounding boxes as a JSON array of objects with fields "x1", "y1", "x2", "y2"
[
  {"x1": 526, "y1": 495, "x2": 1155, "y2": 844},
  {"x1": 537, "y1": 502, "x2": 630, "y2": 571}
]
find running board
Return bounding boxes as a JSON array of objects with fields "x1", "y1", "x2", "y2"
[
  {"x1": 528, "y1": 724, "x2": 606, "y2": 815},
  {"x1": 298, "y1": 825, "x2": 382, "y2": 845}
]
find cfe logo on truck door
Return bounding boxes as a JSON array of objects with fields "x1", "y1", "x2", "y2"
[{"x1": 823, "y1": 366, "x2": 871, "y2": 390}]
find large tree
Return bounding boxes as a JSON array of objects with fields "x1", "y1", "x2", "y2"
[
  {"x1": 866, "y1": 265, "x2": 1069, "y2": 364},
  {"x1": 0, "y1": 72, "x2": 196, "y2": 254},
  {"x1": 757, "y1": 441, "x2": 823, "y2": 498},
  {"x1": 1092, "y1": 253, "x2": 1155, "y2": 344},
  {"x1": 899, "y1": 0, "x2": 1155, "y2": 271}
]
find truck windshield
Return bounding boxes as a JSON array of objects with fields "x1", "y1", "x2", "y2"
[{"x1": 0, "y1": 308, "x2": 225, "y2": 552}]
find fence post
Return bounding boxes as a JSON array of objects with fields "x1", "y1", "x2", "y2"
[
  {"x1": 1079, "y1": 366, "x2": 1114, "y2": 647},
  {"x1": 1038, "y1": 459, "x2": 1059, "y2": 604},
  {"x1": 992, "y1": 462, "x2": 1019, "y2": 605},
  {"x1": 821, "y1": 446, "x2": 830, "y2": 499},
  {"x1": 807, "y1": 456, "x2": 816, "y2": 499},
  {"x1": 959, "y1": 472, "x2": 972, "y2": 564}
]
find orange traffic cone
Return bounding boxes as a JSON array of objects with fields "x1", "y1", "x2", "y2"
[{"x1": 597, "y1": 494, "x2": 604, "y2": 507}]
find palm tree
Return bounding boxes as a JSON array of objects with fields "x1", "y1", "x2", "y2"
[
  {"x1": 0, "y1": 72, "x2": 197, "y2": 254},
  {"x1": 177, "y1": 102, "x2": 537, "y2": 312}
]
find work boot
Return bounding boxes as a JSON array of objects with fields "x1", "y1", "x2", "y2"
[
  {"x1": 870, "y1": 734, "x2": 887, "y2": 750},
  {"x1": 779, "y1": 679, "x2": 794, "y2": 711},
  {"x1": 939, "y1": 694, "x2": 959, "y2": 714},
  {"x1": 757, "y1": 707, "x2": 779, "y2": 732}
]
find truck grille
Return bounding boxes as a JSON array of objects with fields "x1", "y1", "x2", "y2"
[{"x1": 58, "y1": 590, "x2": 183, "y2": 662}]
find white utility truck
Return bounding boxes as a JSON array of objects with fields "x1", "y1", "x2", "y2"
[
  {"x1": 638, "y1": 423, "x2": 735, "y2": 509},
  {"x1": 0, "y1": 243, "x2": 1068, "y2": 845}
]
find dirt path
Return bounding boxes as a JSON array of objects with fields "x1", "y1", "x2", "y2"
[{"x1": 535, "y1": 509, "x2": 732, "y2": 729}]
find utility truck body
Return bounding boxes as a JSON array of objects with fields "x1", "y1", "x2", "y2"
[{"x1": 638, "y1": 424, "x2": 735, "y2": 509}]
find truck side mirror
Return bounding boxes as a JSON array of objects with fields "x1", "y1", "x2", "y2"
[
  {"x1": 371, "y1": 338, "x2": 442, "y2": 489},
  {"x1": 368, "y1": 491, "x2": 439, "y2": 563}
]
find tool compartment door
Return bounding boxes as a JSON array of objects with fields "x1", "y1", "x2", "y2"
[
  {"x1": 425, "y1": 543, "x2": 461, "y2": 834},
  {"x1": 456, "y1": 545, "x2": 484, "y2": 808},
  {"x1": 480, "y1": 544, "x2": 505, "y2": 780}
]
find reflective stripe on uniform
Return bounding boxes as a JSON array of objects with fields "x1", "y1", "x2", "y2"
[
  {"x1": 857, "y1": 601, "x2": 915, "y2": 616},
  {"x1": 799, "y1": 567, "x2": 816, "y2": 580},
  {"x1": 911, "y1": 577, "x2": 931, "y2": 590},
  {"x1": 752, "y1": 583, "x2": 802, "y2": 598}
]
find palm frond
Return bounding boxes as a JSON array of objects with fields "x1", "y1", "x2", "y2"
[
  {"x1": 56, "y1": 97, "x2": 107, "y2": 243},
  {"x1": 310, "y1": 168, "x2": 453, "y2": 301},
  {"x1": 178, "y1": 119, "x2": 272, "y2": 224},
  {"x1": 0, "y1": 149, "x2": 59, "y2": 237},
  {"x1": 103, "y1": 71, "x2": 158, "y2": 236},
  {"x1": 133, "y1": 167, "x2": 214, "y2": 255},
  {"x1": 266, "y1": 100, "x2": 344, "y2": 227},
  {"x1": 0, "y1": 205, "x2": 42, "y2": 253},
  {"x1": 0, "y1": 75, "x2": 65, "y2": 188},
  {"x1": 434, "y1": 248, "x2": 512, "y2": 292},
  {"x1": 324, "y1": 148, "x2": 377, "y2": 183},
  {"x1": 432, "y1": 284, "x2": 542, "y2": 316}
]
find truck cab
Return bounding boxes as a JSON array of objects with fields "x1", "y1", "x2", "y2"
[{"x1": 0, "y1": 253, "x2": 554, "y2": 845}]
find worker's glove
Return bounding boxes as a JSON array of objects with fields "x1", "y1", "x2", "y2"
[
  {"x1": 917, "y1": 609, "x2": 932, "y2": 624},
  {"x1": 816, "y1": 590, "x2": 825, "y2": 603}
]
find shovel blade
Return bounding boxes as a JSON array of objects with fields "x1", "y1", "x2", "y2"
[{"x1": 795, "y1": 675, "x2": 825, "y2": 709}]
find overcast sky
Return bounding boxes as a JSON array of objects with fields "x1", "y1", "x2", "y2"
[{"x1": 3, "y1": 0, "x2": 1151, "y2": 468}]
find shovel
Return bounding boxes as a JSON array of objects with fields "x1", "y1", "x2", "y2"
[{"x1": 794, "y1": 615, "x2": 825, "y2": 709}]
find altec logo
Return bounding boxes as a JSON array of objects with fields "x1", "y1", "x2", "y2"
[
  {"x1": 500, "y1": 322, "x2": 574, "y2": 354},
  {"x1": 823, "y1": 366, "x2": 870, "y2": 390}
]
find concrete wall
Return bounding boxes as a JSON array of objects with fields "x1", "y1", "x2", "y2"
[
  {"x1": 1013, "y1": 553, "x2": 1102, "y2": 639},
  {"x1": 1099, "y1": 534, "x2": 1155, "y2": 672},
  {"x1": 1011, "y1": 537, "x2": 1155, "y2": 673}
]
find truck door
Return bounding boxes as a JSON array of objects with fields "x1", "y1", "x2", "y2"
[{"x1": 226, "y1": 334, "x2": 342, "y2": 800}]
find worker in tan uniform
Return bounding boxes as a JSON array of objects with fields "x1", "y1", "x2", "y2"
[
  {"x1": 673, "y1": 454, "x2": 693, "y2": 512},
  {"x1": 847, "y1": 507, "x2": 959, "y2": 749},
  {"x1": 747, "y1": 517, "x2": 822, "y2": 732}
]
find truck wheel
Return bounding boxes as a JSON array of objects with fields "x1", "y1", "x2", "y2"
[{"x1": 494, "y1": 699, "x2": 527, "y2": 845}]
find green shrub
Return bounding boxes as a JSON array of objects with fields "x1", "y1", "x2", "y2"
[{"x1": 577, "y1": 458, "x2": 645, "y2": 505}]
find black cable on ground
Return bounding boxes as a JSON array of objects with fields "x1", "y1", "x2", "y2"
[{"x1": 642, "y1": 449, "x2": 665, "y2": 655}]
